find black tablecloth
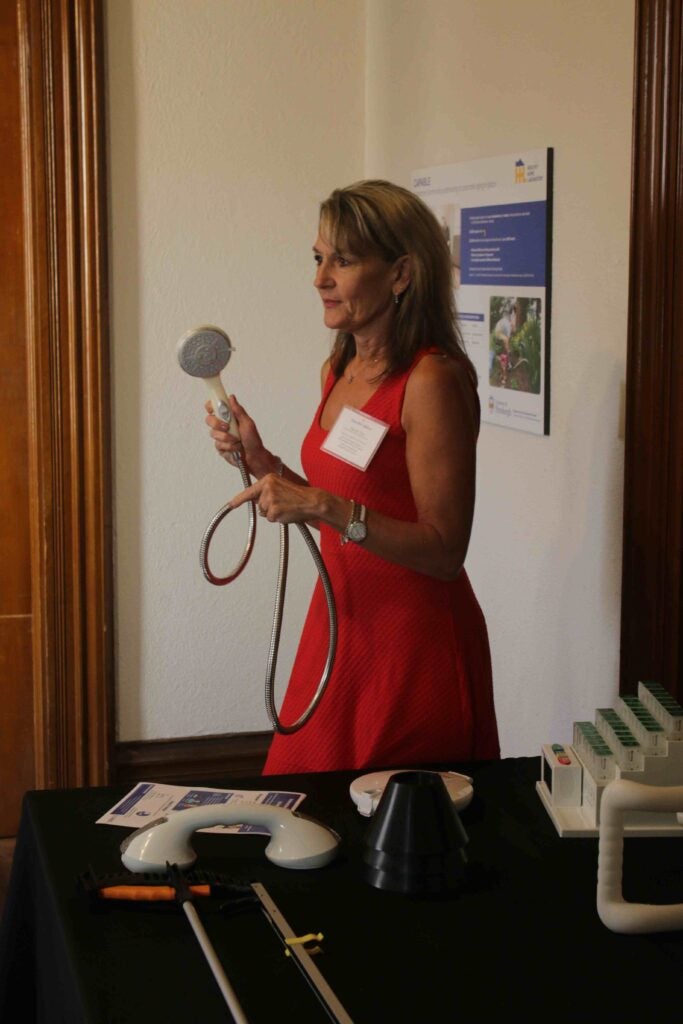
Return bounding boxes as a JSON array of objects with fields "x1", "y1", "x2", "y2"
[{"x1": 1, "y1": 758, "x2": 682, "y2": 1023}]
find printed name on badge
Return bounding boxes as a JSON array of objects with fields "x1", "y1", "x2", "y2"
[{"x1": 321, "y1": 405, "x2": 389, "y2": 471}]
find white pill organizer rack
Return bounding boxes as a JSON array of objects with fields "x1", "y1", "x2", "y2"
[{"x1": 537, "y1": 680, "x2": 683, "y2": 837}]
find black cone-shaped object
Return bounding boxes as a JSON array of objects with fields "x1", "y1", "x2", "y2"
[{"x1": 362, "y1": 770, "x2": 469, "y2": 895}]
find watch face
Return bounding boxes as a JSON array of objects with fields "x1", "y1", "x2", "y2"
[{"x1": 348, "y1": 520, "x2": 367, "y2": 541}]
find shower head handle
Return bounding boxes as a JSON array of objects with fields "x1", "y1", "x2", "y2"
[{"x1": 177, "y1": 325, "x2": 240, "y2": 438}]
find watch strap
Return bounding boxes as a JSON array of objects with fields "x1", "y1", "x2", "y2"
[{"x1": 342, "y1": 500, "x2": 367, "y2": 545}]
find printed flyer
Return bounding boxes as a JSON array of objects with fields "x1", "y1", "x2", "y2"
[
  {"x1": 97, "y1": 781, "x2": 305, "y2": 835},
  {"x1": 412, "y1": 149, "x2": 552, "y2": 435}
]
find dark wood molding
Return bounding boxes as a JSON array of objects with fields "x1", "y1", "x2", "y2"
[
  {"x1": 114, "y1": 732, "x2": 272, "y2": 787},
  {"x1": 18, "y1": 0, "x2": 114, "y2": 787},
  {"x1": 621, "y1": 0, "x2": 683, "y2": 699}
]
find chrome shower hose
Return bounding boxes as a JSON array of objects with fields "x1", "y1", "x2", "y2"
[{"x1": 199, "y1": 454, "x2": 337, "y2": 735}]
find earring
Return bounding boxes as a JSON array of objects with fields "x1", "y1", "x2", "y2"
[{"x1": 393, "y1": 291, "x2": 400, "y2": 306}]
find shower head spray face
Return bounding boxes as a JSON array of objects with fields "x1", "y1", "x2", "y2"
[
  {"x1": 177, "y1": 325, "x2": 234, "y2": 378},
  {"x1": 177, "y1": 325, "x2": 238, "y2": 434}
]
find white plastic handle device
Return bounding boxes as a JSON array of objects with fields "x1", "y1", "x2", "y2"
[
  {"x1": 176, "y1": 325, "x2": 240, "y2": 438},
  {"x1": 120, "y1": 803, "x2": 340, "y2": 873},
  {"x1": 205, "y1": 374, "x2": 237, "y2": 435},
  {"x1": 597, "y1": 778, "x2": 683, "y2": 933}
]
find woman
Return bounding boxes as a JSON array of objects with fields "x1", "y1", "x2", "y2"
[{"x1": 206, "y1": 180, "x2": 500, "y2": 773}]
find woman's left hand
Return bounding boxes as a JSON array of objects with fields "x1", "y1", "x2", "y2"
[{"x1": 229, "y1": 473, "x2": 326, "y2": 525}]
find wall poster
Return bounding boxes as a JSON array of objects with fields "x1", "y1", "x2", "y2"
[{"x1": 412, "y1": 149, "x2": 553, "y2": 435}]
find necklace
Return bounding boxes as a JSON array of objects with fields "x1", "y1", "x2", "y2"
[{"x1": 345, "y1": 355, "x2": 381, "y2": 383}]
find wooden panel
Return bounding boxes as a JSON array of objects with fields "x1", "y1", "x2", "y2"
[
  {"x1": 0, "y1": 618, "x2": 34, "y2": 836},
  {"x1": 18, "y1": 0, "x2": 114, "y2": 789},
  {"x1": 0, "y1": 838, "x2": 17, "y2": 914},
  {"x1": 114, "y1": 732, "x2": 272, "y2": 787},
  {"x1": 0, "y1": 0, "x2": 30, "y2": 618},
  {"x1": 0, "y1": 0, "x2": 35, "y2": 836},
  {"x1": 621, "y1": 0, "x2": 683, "y2": 700}
]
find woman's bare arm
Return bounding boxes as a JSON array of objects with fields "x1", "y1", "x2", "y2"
[{"x1": 351, "y1": 354, "x2": 477, "y2": 579}]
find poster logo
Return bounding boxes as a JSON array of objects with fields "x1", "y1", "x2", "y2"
[{"x1": 515, "y1": 159, "x2": 527, "y2": 183}]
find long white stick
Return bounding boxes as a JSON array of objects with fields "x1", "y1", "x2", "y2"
[{"x1": 183, "y1": 902, "x2": 250, "y2": 1023}]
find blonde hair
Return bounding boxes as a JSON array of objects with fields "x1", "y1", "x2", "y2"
[{"x1": 319, "y1": 179, "x2": 476, "y2": 390}]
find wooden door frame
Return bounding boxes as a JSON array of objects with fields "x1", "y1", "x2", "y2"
[
  {"x1": 620, "y1": 0, "x2": 683, "y2": 700},
  {"x1": 19, "y1": 0, "x2": 113, "y2": 788}
]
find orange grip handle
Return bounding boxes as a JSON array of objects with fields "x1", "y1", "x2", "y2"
[{"x1": 99, "y1": 884, "x2": 211, "y2": 902}]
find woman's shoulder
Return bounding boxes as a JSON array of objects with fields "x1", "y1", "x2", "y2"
[
  {"x1": 404, "y1": 350, "x2": 480, "y2": 428},
  {"x1": 408, "y1": 349, "x2": 475, "y2": 390}
]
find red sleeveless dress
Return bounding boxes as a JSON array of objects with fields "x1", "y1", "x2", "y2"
[{"x1": 263, "y1": 351, "x2": 499, "y2": 774}]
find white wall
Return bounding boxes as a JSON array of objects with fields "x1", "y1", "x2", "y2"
[
  {"x1": 108, "y1": 0, "x2": 634, "y2": 757},
  {"x1": 365, "y1": 0, "x2": 634, "y2": 754},
  {"x1": 107, "y1": 0, "x2": 365, "y2": 739}
]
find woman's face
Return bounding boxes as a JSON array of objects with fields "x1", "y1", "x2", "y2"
[{"x1": 313, "y1": 234, "x2": 398, "y2": 341}]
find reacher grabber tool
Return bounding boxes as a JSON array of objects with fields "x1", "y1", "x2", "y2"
[
  {"x1": 177, "y1": 325, "x2": 337, "y2": 734},
  {"x1": 251, "y1": 883, "x2": 355, "y2": 1024}
]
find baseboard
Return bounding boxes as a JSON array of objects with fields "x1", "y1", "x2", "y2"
[{"x1": 114, "y1": 731, "x2": 272, "y2": 787}]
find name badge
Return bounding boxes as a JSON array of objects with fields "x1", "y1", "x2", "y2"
[{"x1": 321, "y1": 405, "x2": 389, "y2": 471}]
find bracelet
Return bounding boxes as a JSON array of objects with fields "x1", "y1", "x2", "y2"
[{"x1": 273, "y1": 455, "x2": 284, "y2": 477}]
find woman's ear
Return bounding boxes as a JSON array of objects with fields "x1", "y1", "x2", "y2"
[{"x1": 393, "y1": 254, "x2": 412, "y2": 292}]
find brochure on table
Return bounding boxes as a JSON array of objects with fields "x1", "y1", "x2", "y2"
[{"x1": 98, "y1": 781, "x2": 305, "y2": 835}]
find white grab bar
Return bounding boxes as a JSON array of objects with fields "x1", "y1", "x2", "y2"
[{"x1": 597, "y1": 778, "x2": 683, "y2": 933}]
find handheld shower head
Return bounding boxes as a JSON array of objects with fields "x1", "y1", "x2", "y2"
[
  {"x1": 177, "y1": 325, "x2": 234, "y2": 377},
  {"x1": 177, "y1": 325, "x2": 238, "y2": 434}
]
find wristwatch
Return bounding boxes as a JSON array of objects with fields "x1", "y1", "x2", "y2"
[{"x1": 342, "y1": 500, "x2": 367, "y2": 545}]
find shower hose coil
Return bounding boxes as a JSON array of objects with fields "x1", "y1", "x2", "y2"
[{"x1": 199, "y1": 454, "x2": 337, "y2": 735}]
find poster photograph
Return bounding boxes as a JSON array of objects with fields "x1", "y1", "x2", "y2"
[{"x1": 412, "y1": 149, "x2": 553, "y2": 435}]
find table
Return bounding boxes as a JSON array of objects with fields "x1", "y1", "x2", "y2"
[{"x1": 1, "y1": 758, "x2": 682, "y2": 1023}]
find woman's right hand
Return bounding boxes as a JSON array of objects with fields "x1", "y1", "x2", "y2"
[{"x1": 205, "y1": 394, "x2": 273, "y2": 478}]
